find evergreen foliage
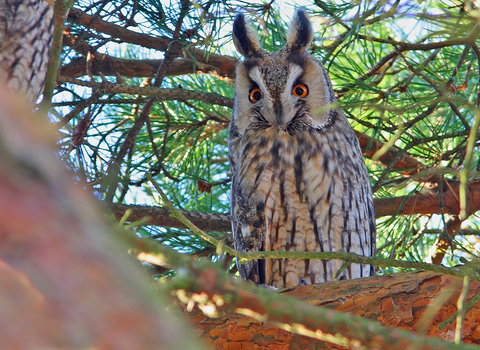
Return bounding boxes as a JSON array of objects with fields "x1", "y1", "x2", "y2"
[{"x1": 54, "y1": 0, "x2": 480, "y2": 277}]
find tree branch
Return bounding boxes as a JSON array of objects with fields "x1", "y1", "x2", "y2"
[
  {"x1": 60, "y1": 55, "x2": 225, "y2": 78},
  {"x1": 181, "y1": 270, "x2": 480, "y2": 349},
  {"x1": 67, "y1": 7, "x2": 238, "y2": 79},
  {"x1": 108, "y1": 180, "x2": 480, "y2": 232},
  {"x1": 0, "y1": 84, "x2": 205, "y2": 350},
  {"x1": 375, "y1": 180, "x2": 480, "y2": 217},
  {"x1": 56, "y1": 76, "x2": 234, "y2": 108},
  {"x1": 130, "y1": 236, "x2": 480, "y2": 350},
  {"x1": 61, "y1": 33, "x2": 232, "y2": 79},
  {"x1": 108, "y1": 203, "x2": 232, "y2": 232}
]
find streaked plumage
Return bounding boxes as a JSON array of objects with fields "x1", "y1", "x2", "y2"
[
  {"x1": 228, "y1": 10, "x2": 376, "y2": 288},
  {"x1": 0, "y1": 0, "x2": 54, "y2": 102}
]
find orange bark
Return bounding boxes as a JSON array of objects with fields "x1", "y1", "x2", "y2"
[
  {"x1": 184, "y1": 271, "x2": 480, "y2": 349},
  {"x1": 354, "y1": 130, "x2": 435, "y2": 181}
]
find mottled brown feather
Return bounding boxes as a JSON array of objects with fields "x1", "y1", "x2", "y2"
[{"x1": 229, "y1": 10, "x2": 375, "y2": 288}]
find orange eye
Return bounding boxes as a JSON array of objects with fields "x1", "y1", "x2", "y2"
[
  {"x1": 292, "y1": 84, "x2": 308, "y2": 98},
  {"x1": 249, "y1": 88, "x2": 263, "y2": 103}
]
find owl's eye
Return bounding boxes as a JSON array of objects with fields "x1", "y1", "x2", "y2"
[
  {"x1": 292, "y1": 84, "x2": 308, "y2": 98},
  {"x1": 249, "y1": 88, "x2": 263, "y2": 103}
]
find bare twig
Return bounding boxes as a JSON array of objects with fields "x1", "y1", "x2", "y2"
[
  {"x1": 103, "y1": 0, "x2": 190, "y2": 202},
  {"x1": 455, "y1": 275, "x2": 471, "y2": 344},
  {"x1": 41, "y1": 0, "x2": 75, "y2": 109}
]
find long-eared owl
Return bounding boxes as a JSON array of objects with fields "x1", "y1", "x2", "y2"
[{"x1": 228, "y1": 9, "x2": 376, "y2": 288}]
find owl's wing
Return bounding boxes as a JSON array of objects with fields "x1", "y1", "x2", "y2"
[
  {"x1": 228, "y1": 123, "x2": 265, "y2": 284},
  {"x1": 312, "y1": 123, "x2": 376, "y2": 280}
]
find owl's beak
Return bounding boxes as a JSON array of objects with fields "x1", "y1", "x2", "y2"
[
  {"x1": 272, "y1": 98, "x2": 292, "y2": 135},
  {"x1": 273, "y1": 99, "x2": 283, "y2": 125}
]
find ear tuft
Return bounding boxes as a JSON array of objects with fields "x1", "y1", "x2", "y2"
[
  {"x1": 232, "y1": 13, "x2": 260, "y2": 57},
  {"x1": 286, "y1": 9, "x2": 313, "y2": 53}
]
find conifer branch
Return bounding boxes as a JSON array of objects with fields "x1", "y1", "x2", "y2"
[{"x1": 145, "y1": 174, "x2": 480, "y2": 281}]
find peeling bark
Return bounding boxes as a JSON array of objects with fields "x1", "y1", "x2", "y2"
[{"x1": 184, "y1": 271, "x2": 480, "y2": 349}]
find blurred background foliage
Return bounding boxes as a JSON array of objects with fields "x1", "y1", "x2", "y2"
[{"x1": 53, "y1": 0, "x2": 480, "y2": 277}]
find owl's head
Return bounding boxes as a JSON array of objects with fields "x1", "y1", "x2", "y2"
[{"x1": 231, "y1": 9, "x2": 337, "y2": 136}]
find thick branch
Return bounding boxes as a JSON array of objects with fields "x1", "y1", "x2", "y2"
[
  {"x1": 108, "y1": 203, "x2": 232, "y2": 232},
  {"x1": 61, "y1": 34, "x2": 230, "y2": 79},
  {"x1": 108, "y1": 180, "x2": 480, "y2": 231},
  {"x1": 67, "y1": 7, "x2": 238, "y2": 79},
  {"x1": 0, "y1": 86, "x2": 205, "y2": 350},
  {"x1": 374, "y1": 180, "x2": 480, "y2": 217},
  {"x1": 136, "y1": 236, "x2": 480, "y2": 350},
  {"x1": 120, "y1": 230, "x2": 480, "y2": 349},
  {"x1": 60, "y1": 55, "x2": 224, "y2": 78},
  {"x1": 182, "y1": 270, "x2": 480, "y2": 349}
]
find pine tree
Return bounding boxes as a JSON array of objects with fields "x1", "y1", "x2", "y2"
[{"x1": 4, "y1": 0, "x2": 480, "y2": 347}]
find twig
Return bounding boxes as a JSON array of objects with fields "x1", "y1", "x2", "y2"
[
  {"x1": 314, "y1": 0, "x2": 350, "y2": 30},
  {"x1": 145, "y1": 104, "x2": 180, "y2": 182},
  {"x1": 470, "y1": 43, "x2": 480, "y2": 105},
  {"x1": 455, "y1": 275, "x2": 470, "y2": 344},
  {"x1": 146, "y1": 173, "x2": 234, "y2": 254},
  {"x1": 41, "y1": 0, "x2": 76, "y2": 109},
  {"x1": 438, "y1": 288, "x2": 480, "y2": 331},
  {"x1": 57, "y1": 88, "x2": 106, "y2": 128},
  {"x1": 56, "y1": 76, "x2": 234, "y2": 108},
  {"x1": 460, "y1": 109, "x2": 480, "y2": 219},
  {"x1": 445, "y1": 45, "x2": 472, "y2": 89}
]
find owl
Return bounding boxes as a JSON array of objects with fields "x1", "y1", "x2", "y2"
[{"x1": 228, "y1": 9, "x2": 376, "y2": 288}]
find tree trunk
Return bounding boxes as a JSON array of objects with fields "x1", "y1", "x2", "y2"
[
  {"x1": 0, "y1": 87, "x2": 207, "y2": 350},
  {"x1": 184, "y1": 271, "x2": 480, "y2": 349}
]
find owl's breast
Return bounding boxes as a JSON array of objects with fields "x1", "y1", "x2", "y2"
[
  {"x1": 233, "y1": 127, "x2": 339, "y2": 243},
  {"x1": 230, "y1": 123, "x2": 374, "y2": 286}
]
